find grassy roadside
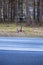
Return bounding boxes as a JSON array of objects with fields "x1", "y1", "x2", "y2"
[{"x1": 0, "y1": 23, "x2": 43, "y2": 37}]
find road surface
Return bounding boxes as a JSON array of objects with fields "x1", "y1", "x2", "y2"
[{"x1": 0, "y1": 37, "x2": 43, "y2": 65}]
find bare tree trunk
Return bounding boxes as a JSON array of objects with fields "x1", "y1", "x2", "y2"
[
  {"x1": 34, "y1": 0, "x2": 35, "y2": 20},
  {"x1": 26, "y1": 0, "x2": 31, "y2": 26},
  {"x1": 37, "y1": 0, "x2": 40, "y2": 24}
]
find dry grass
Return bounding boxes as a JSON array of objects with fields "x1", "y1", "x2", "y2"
[{"x1": 0, "y1": 23, "x2": 43, "y2": 37}]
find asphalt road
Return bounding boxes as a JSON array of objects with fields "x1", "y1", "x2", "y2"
[{"x1": 0, "y1": 37, "x2": 43, "y2": 65}]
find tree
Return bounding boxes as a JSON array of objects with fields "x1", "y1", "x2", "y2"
[{"x1": 37, "y1": 0, "x2": 40, "y2": 23}]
